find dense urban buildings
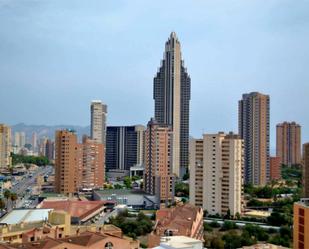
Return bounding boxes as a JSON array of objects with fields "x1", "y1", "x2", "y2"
[
  {"x1": 303, "y1": 143, "x2": 309, "y2": 198},
  {"x1": 106, "y1": 125, "x2": 145, "y2": 173},
  {"x1": 189, "y1": 132, "x2": 243, "y2": 216},
  {"x1": 276, "y1": 122, "x2": 301, "y2": 166},
  {"x1": 144, "y1": 118, "x2": 174, "y2": 205},
  {"x1": 54, "y1": 130, "x2": 105, "y2": 194},
  {"x1": 0, "y1": 124, "x2": 12, "y2": 168},
  {"x1": 153, "y1": 32, "x2": 191, "y2": 177},
  {"x1": 270, "y1": 156, "x2": 281, "y2": 180},
  {"x1": 148, "y1": 204, "x2": 204, "y2": 248},
  {"x1": 293, "y1": 198, "x2": 309, "y2": 249},
  {"x1": 239, "y1": 92, "x2": 270, "y2": 186},
  {"x1": 90, "y1": 100, "x2": 107, "y2": 144}
]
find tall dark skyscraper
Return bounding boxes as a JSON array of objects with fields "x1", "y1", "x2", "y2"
[
  {"x1": 153, "y1": 32, "x2": 191, "y2": 177},
  {"x1": 239, "y1": 92, "x2": 270, "y2": 186}
]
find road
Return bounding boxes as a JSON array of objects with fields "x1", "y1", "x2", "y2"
[
  {"x1": 204, "y1": 218, "x2": 281, "y2": 231},
  {"x1": 9, "y1": 165, "x2": 53, "y2": 210}
]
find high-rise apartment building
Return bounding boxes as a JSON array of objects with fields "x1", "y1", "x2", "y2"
[
  {"x1": 189, "y1": 138, "x2": 204, "y2": 207},
  {"x1": 45, "y1": 139, "x2": 55, "y2": 161},
  {"x1": 14, "y1": 131, "x2": 26, "y2": 148},
  {"x1": 144, "y1": 118, "x2": 174, "y2": 205},
  {"x1": 81, "y1": 136, "x2": 104, "y2": 189},
  {"x1": 106, "y1": 125, "x2": 145, "y2": 172},
  {"x1": 153, "y1": 32, "x2": 191, "y2": 177},
  {"x1": 90, "y1": 100, "x2": 107, "y2": 145},
  {"x1": 270, "y1": 156, "x2": 281, "y2": 181},
  {"x1": 293, "y1": 198, "x2": 309, "y2": 249},
  {"x1": 32, "y1": 132, "x2": 38, "y2": 152},
  {"x1": 239, "y1": 92, "x2": 270, "y2": 185},
  {"x1": 0, "y1": 124, "x2": 12, "y2": 168},
  {"x1": 303, "y1": 143, "x2": 309, "y2": 198},
  {"x1": 190, "y1": 132, "x2": 243, "y2": 216},
  {"x1": 55, "y1": 130, "x2": 105, "y2": 194},
  {"x1": 276, "y1": 122, "x2": 301, "y2": 166},
  {"x1": 55, "y1": 130, "x2": 79, "y2": 194}
]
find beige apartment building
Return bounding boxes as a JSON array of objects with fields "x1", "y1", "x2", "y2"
[
  {"x1": 0, "y1": 124, "x2": 12, "y2": 168},
  {"x1": 239, "y1": 92, "x2": 270, "y2": 185},
  {"x1": 190, "y1": 132, "x2": 244, "y2": 216},
  {"x1": 144, "y1": 118, "x2": 174, "y2": 206},
  {"x1": 276, "y1": 121, "x2": 301, "y2": 166},
  {"x1": 90, "y1": 100, "x2": 107, "y2": 145},
  {"x1": 55, "y1": 130, "x2": 104, "y2": 195}
]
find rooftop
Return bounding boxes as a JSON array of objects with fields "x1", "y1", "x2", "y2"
[
  {"x1": 154, "y1": 236, "x2": 203, "y2": 249},
  {"x1": 38, "y1": 199, "x2": 106, "y2": 220},
  {"x1": 0, "y1": 209, "x2": 52, "y2": 225}
]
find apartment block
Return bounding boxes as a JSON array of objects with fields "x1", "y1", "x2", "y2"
[
  {"x1": 293, "y1": 198, "x2": 309, "y2": 249},
  {"x1": 190, "y1": 132, "x2": 243, "y2": 216},
  {"x1": 144, "y1": 118, "x2": 174, "y2": 205},
  {"x1": 54, "y1": 130, "x2": 80, "y2": 194},
  {"x1": 0, "y1": 124, "x2": 12, "y2": 168},
  {"x1": 270, "y1": 156, "x2": 281, "y2": 180},
  {"x1": 55, "y1": 130, "x2": 104, "y2": 194},
  {"x1": 276, "y1": 122, "x2": 301, "y2": 166},
  {"x1": 239, "y1": 92, "x2": 270, "y2": 185},
  {"x1": 81, "y1": 136, "x2": 104, "y2": 189},
  {"x1": 90, "y1": 100, "x2": 107, "y2": 145},
  {"x1": 303, "y1": 143, "x2": 309, "y2": 198}
]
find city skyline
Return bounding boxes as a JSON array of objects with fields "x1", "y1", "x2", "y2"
[{"x1": 1, "y1": 1, "x2": 309, "y2": 149}]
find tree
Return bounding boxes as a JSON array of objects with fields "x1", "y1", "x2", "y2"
[
  {"x1": 210, "y1": 237, "x2": 224, "y2": 249},
  {"x1": 0, "y1": 199, "x2": 5, "y2": 210},
  {"x1": 10, "y1": 193, "x2": 18, "y2": 207},
  {"x1": 174, "y1": 182, "x2": 189, "y2": 197},
  {"x1": 220, "y1": 221, "x2": 237, "y2": 231},
  {"x1": 3, "y1": 189, "x2": 11, "y2": 201},
  {"x1": 123, "y1": 176, "x2": 132, "y2": 189}
]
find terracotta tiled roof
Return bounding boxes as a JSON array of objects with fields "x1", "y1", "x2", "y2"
[
  {"x1": 59, "y1": 231, "x2": 108, "y2": 246},
  {"x1": 155, "y1": 204, "x2": 201, "y2": 234},
  {"x1": 39, "y1": 200, "x2": 106, "y2": 220},
  {"x1": 1, "y1": 238, "x2": 62, "y2": 249}
]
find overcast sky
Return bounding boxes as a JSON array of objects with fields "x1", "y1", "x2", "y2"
[{"x1": 0, "y1": 0, "x2": 308, "y2": 150}]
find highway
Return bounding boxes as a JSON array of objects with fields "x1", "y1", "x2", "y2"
[{"x1": 9, "y1": 165, "x2": 53, "y2": 210}]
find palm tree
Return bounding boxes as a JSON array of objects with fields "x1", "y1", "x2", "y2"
[
  {"x1": 10, "y1": 193, "x2": 18, "y2": 208},
  {"x1": 3, "y1": 189, "x2": 11, "y2": 209},
  {"x1": 0, "y1": 198, "x2": 5, "y2": 210}
]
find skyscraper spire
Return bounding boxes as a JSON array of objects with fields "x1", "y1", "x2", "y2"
[{"x1": 153, "y1": 32, "x2": 191, "y2": 177}]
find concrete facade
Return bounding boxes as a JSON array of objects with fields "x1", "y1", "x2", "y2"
[
  {"x1": 0, "y1": 124, "x2": 11, "y2": 168},
  {"x1": 90, "y1": 100, "x2": 107, "y2": 145},
  {"x1": 190, "y1": 132, "x2": 243, "y2": 216},
  {"x1": 144, "y1": 118, "x2": 174, "y2": 205},
  {"x1": 153, "y1": 32, "x2": 191, "y2": 177},
  {"x1": 239, "y1": 92, "x2": 270, "y2": 185},
  {"x1": 293, "y1": 199, "x2": 309, "y2": 249},
  {"x1": 276, "y1": 121, "x2": 301, "y2": 166}
]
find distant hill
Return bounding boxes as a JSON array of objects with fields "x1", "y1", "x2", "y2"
[{"x1": 12, "y1": 123, "x2": 90, "y2": 141}]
